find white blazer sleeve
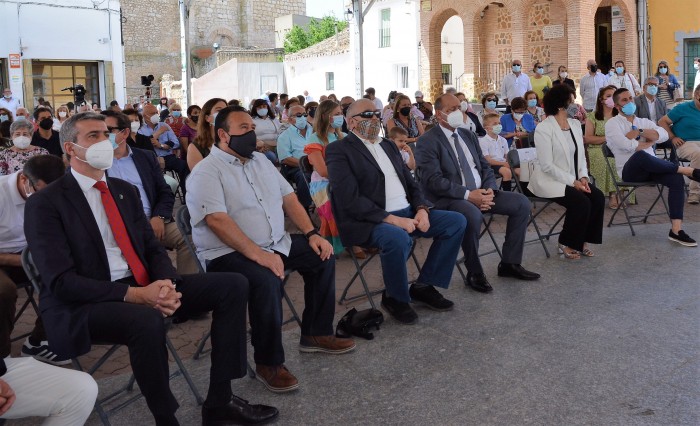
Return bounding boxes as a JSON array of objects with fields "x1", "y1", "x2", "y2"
[{"x1": 534, "y1": 119, "x2": 576, "y2": 187}]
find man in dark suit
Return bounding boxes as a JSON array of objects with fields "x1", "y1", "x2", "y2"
[
  {"x1": 633, "y1": 76, "x2": 668, "y2": 125},
  {"x1": 23, "y1": 112, "x2": 278, "y2": 426},
  {"x1": 102, "y1": 110, "x2": 198, "y2": 274},
  {"x1": 326, "y1": 99, "x2": 466, "y2": 325},
  {"x1": 415, "y1": 94, "x2": 540, "y2": 294}
]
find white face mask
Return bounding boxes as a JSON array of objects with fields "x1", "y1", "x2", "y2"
[
  {"x1": 210, "y1": 112, "x2": 218, "y2": 126},
  {"x1": 130, "y1": 121, "x2": 141, "y2": 132},
  {"x1": 445, "y1": 110, "x2": 464, "y2": 129},
  {"x1": 560, "y1": 72, "x2": 568, "y2": 79},
  {"x1": 513, "y1": 113, "x2": 524, "y2": 120},
  {"x1": 72, "y1": 140, "x2": 114, "y2": 170},
  {"x1": 12, "y1": 135, "x2": 31, "y2": 149},
  {"x1": 150, "y1": 114, "x2": 160, "y2": 125},
  {"x1": 460, "y1": 101, "x2": 470, "y2": 112},
  {"x1": 58, "y1": 111, "x2": 67, "y2": 118}
]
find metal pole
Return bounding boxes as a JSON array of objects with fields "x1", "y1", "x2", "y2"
[
  {"x1": 179, "y1": 0, "x2": 191, "y2": 109},
  {"x1": 352, "y1": 0, "x2": 364, "y2": 99}
]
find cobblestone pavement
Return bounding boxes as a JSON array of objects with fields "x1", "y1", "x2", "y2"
[{"x1": 9, "y1": 186, "x2": 700, "y2": 382}]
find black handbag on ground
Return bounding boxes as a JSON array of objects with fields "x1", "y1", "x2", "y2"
[{"x1": 335, "y1": 307, "x2": 384, "y2": 340}]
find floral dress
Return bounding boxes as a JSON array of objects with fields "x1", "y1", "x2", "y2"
[
  {"x1": 303, "y1": 132, "x2": 345, "y2": 254},
  {"x1": 0, "y1": 147, "x2": 50, "y2": 175},
  {"x1": 586, "y1": 112, "x2": 635, "y2": 203}
]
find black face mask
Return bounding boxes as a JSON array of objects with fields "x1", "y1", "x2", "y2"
[
  {"x1": 342, "y1": 106, "x2": 349, "y2": 116},
  {"x1": 39, "y1": 118, "x2": 53, "y2": 130},
  {"x1": 190, "y1": 115, "x2": 199, "y2": 123},
  {"x1": 308, "y1": 108, "x2": 317, "y2": 118},
  {"x1": 589, "y1": 65, "x2": 598, "y2": 73},
  {"x1": 399, "y1": 107, "x2": 411, "y2": 117},
  {"x1": 227, "y1": 130, "x2": 257, "y2": 158}
]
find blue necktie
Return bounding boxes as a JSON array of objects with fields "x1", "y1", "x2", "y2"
[{"x1": 452, "y1": 132, "x2": 477, "y2": 190}]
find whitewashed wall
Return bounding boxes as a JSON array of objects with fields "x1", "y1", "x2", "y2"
[{"x1": 284, "y1": 52, "x2": 355, "y2": 100}]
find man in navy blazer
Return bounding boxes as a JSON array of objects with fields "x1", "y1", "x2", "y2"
[
  {"x1": 23, "y1": 112, "x2": 278, "y2": 426},
  {"x1": 415, "y1": 94, "x2": 540, "y2": 294},
  {"x1": 326, "y1": 99, "x2": 466, "y2": 325},
  {"x1": 102, "y1": 110, "x2": 198, "y2": 274}
]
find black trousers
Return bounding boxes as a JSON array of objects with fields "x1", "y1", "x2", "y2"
[
  {"x1": 550, "y1": 185, "x2": 605, "y2": 251},
  {"x1": 86, "y1": 272, "x2": 248, "y2": 419},
  {"x1": 0, "y1": 265, "x2": 46, "y2": 357},
  {"x1": 207, "y1": 234, "x2": 336, "y2": 366}
]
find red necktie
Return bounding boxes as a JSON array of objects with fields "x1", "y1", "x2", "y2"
[{"x1": 93, "y1": 181, "x2": 150, "y2": 286}]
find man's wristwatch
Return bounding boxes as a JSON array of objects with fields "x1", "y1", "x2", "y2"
[{"x1": 304, "y1": 229, "x2": 321, "y2": 240}]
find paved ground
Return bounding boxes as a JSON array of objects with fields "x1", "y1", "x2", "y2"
[{"x1": 7, "y1": 186, "x2": 700, "y2": 425}]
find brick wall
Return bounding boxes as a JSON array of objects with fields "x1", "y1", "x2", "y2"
[
  {"x1": 121, "y1": 0, "x2": 305, "y2": 101},
  {"x1": 420, "y1": 0, "x2": 639, "y2": 102}
]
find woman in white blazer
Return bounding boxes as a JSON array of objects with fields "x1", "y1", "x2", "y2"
[{"x1": 528, "y1": 85, "x2": 605, "y2": 259}]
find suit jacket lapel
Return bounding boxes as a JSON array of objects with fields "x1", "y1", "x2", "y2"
[
  {"x1": 458, "y1": 128, "x2": 482, "y2": 173},
  {"x1": 379, "y1": 140, "x2": 407, "y2": 187},
  {"x1": 553, "y1": 122, "x2": 572, "y2": 171},
  {"x1": 346, "y1": 133, "x2": 382, "y2": 173},
  {"x1": 62, "y1": 173, "x2": 110, "y2": 269}
]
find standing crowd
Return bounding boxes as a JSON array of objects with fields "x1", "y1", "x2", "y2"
[{"x1": 1, "y1": 56, "x2": 700, "y2": 425}]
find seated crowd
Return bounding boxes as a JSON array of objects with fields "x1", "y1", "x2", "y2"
[{"x1": 2, "y1": 60, "x2": 700, "y2": 425}]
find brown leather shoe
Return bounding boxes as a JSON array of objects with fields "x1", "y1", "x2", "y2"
[
  {"x1": 299, "y1": 335, "x2": 356, "y2": 354},
  {"x1": 254, "y1": 364, "x2": 299, "y2": 393}
]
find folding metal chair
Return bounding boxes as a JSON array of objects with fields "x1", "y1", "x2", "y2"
[
  {"x1": 601, "y1": 143, "x2": 670, "y2": 236},
  {"x1": 337, "y1": 238, "x2": 423, "y2": 310},
  {"x1": 175, "y1": 206, "x2": 302, "y2": 361},
  {"x1": 507, "y1": 149, "x2": 565, "y2": 258},
  {"x1": 21, "y1": 248, "x2": 204, "y2": 426},
  {"x1": 9, "y1": 272, "x2": 40, "y2": 343},
  {"x1": 455, "y1": 213, "x2": 503, "y2": 281}
]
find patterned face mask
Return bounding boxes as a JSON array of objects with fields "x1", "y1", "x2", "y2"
[{"x1": 354, "y1": 119, "x2": 382, "y2": 141}]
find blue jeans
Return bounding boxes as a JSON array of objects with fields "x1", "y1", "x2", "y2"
[
  {"x1": 622, "y1": 151, "x2": 685, "y2": 220},
  {"x1": 368, "y1": 208, "x2": 466, "y2": 303}
]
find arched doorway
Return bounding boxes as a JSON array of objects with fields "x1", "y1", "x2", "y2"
[
  {"x1": 441, "y1": 16, "x2": 465, "y2": 93},
  {"x1": 591, "y1": 0, "x2": 638, "y2": 76},
  {"x1": 474, "y1": 3, "x2": 511, "y2": 98}
]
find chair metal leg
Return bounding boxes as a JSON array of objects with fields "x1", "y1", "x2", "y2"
[
  {"x1": 338, "y1": 251, "x2": 379, "y2": 309},
  {"x1": 166, "y1": 335, "x2": 204, "y2": 405}
]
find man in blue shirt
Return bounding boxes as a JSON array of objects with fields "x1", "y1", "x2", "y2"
[
  {"x1": 138, "y1": 103, "x2": 189, "y2": 194},
  {"x1": 103, "y1": 110, "x2": 199, "y2": 274},
  {"x1": 659, "y1": 84, "x2": 700, "y2": 204},
  {"x1": 277, "y1": 105, "x2": 313, "y2": 209}
]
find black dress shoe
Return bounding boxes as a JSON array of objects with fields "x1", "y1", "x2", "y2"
[
  {"x1": 497, "y1": 262, "x2": 541, "y2": 281},
  {"x1": 465, "y1": 272, "x2": 493, "y2": 293},
  {"x1": 381, "y1": 291, "x2": 418, "y2": 324},
  {"x1": 202, "y1": 395, "x2": 279, "y2": 425},
  {"x1": 409, "y1": 284, "x2": 454, "y2": 311}
]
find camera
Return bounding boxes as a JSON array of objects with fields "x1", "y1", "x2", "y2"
[{"x1": 61, "y1": 84, "x2": 86, "y2": 106}]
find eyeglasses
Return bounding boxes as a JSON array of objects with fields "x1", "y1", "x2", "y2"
[
  {"x1": 353, "y1": 110, "x2": 381, "y2": 119},
  {"x1": 512, "y1": 63, "x2": 521, "y2": 66},
  {"x1": 293, "y1": 113, "x2": 308, "y2": 118},
  {"x1": 107, "y1": 126, "x2": 126, "y2": 133},
  {"x1": 485, "y1": 98, "x2": 497, "y2": 102}
]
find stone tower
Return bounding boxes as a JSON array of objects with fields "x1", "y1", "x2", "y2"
[{"x1": 120, "y1": 0, "x2": 305, "y2": 102}]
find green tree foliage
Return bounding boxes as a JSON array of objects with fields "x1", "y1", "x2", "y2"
[{"x1": 284, "y1": 16, "x2": 348, "y2": 54}]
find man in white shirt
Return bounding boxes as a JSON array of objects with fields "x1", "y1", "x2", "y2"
[
  {"x1": 365, "y1": 87, "x2": 384, "y2": 112},
  {"x1": 580, "y1": 59, "x2": 610, "y2": 111},
  {"x1": 501, "y1": 59, "x2": 532, "y2": 107},
  {"x1": 326, "y1": 99, "x2": 467, "y2": 325},
  {"x1": 0, "y1": 89, "x2": 21, "y2": 118},
  {"x1": 605, "y1": 88, "x2": 700, "y2": 246}
]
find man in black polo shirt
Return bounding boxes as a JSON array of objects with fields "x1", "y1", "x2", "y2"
[{"x1": 30, "y1": 107, "x2": 61, "y2": 157}]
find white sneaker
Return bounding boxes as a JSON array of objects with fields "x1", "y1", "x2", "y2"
[{"x1": 687, "y1": 193, "x2": 700, "y2": 205}]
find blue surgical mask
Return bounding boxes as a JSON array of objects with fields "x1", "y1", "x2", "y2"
[
  {"x1": 331, "y1": 115, "x2": 344, "y2": 129},
  {"x1": 109, "y1": 133, "x2": 118, "y2": 149},
  {"x1": 257, "y1": 108, "x2": 268, "y2": 117},
  {"x1": 210, "y1": 112, "x2": 218, "y2": 126},
  {"x1": 512, "y1": 65, "x2": 521, "y2": 73},
  {"x1": 616, "y1": 66, "x2": 624, "y2": 75},
  {"x1": 659, "y1": 67, "x2": 668, "y2": 74},
  {"x1": 621, "y1": 102, "x2": 636, "y2": 116},
  {"x1": 491, "y1": 124, "x2": 503, "y2": 134},
  {"x1": 294, "y1": 116, "x2": 307, "y2": 129},
  {"x1": 0, "y1": 114, "x2": 7, "y2": 122},
  {"x1": 527, "y1": 99, "x2": 537, "y2": 108},
  {"x1": 486, "y1": 100, "x2": 497, "y2": 110},
  {"x1": 172, "y1": 111, "x2": 182, "y2": 118},
  {"x1": 646, "y1": 85, "x2": 658, "y2": 96},
  {"x1": 536, "y1": 68, "x2": 544, "y2": 75}
]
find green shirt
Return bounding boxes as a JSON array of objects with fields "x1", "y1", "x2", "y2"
[{"x1": 667, "y1": 100, "x2": 700, "y2": 141}]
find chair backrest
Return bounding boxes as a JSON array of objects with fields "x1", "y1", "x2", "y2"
[
  {"x1": 299, "y1": 155, "x2": 312, "y2": 176},
  {"x1": 601, "y1": 143, "x2": 615, "y2": 159},
  {"x1": 20, "y1": 248, "x2": 42, "y2": 294},
  {"x1": 175, "y1": 206, "x2": 205, "y2": 273}
]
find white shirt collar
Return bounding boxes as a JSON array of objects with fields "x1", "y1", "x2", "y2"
[
  {"x1": 439, "y1": 124, "x2": 458, "y2": 140},
  {"x1": 71, "y1": 168, "x2": 106, "y2": 193}
]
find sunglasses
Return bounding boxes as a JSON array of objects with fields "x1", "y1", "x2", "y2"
[
  {"x1": 293, "y1": 113, "x2": 309, "y2": 118},
  {"x1": 486, "y1": 98, "x2": 497, "y2": 102},
  {"x1": 353, "y1": 110, "x2": 381, "y2": 119}
]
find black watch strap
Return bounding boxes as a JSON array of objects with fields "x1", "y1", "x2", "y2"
[{"x1": 304, "y1": 229, "x2": 320, "y2": 240}]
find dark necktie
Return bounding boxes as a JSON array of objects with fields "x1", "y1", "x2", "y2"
[
  {"x1": 93, "y1": 181, "x2": 150, "y2": 286},
  {"x1": 452, "y1": 132, "x2": 477, "y2": 190}
]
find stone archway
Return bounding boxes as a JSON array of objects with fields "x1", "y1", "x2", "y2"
[
  {"x1": 421, "y1": 7, "x2": 461, "y2": 101},
  {"x1": 587, "y1": 0, "x2": 638, "y2": 76}
]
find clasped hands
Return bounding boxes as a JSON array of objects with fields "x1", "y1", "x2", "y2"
[
  {"x1": 573, "y1": 177, "x2": 591, "y2": 193},
  {"x1": 384, "y1": 209, "x2": 431, "y2": 234},
  {"x1": 468, "y1": 188, "x2": 496, "y2": 211},
  {"x1": 125, "y1": 280, "x2": 182, "y2": 317}
]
